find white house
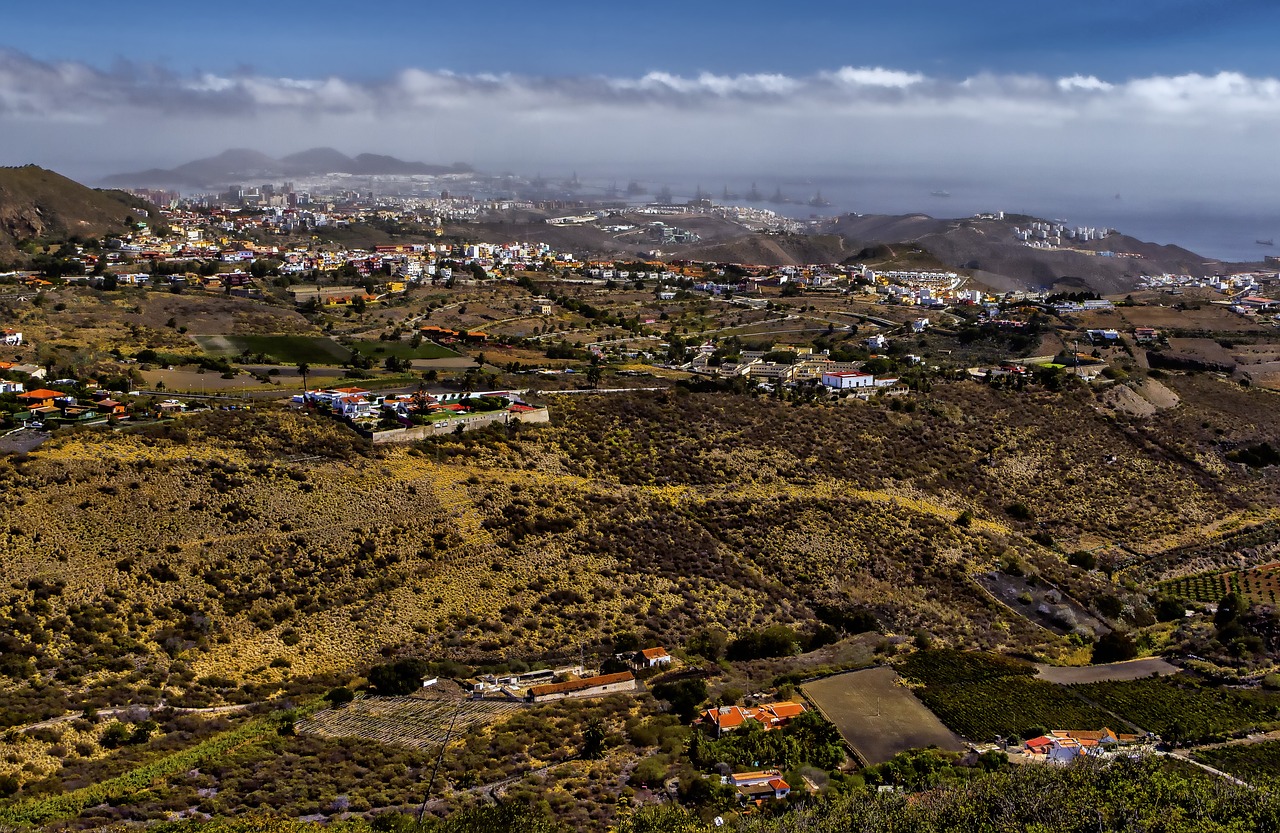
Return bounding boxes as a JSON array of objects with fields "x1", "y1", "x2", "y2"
[
  {"x1": 2, "y1": 329, "x2": 21, "y2": 346},
  {"x1": 822, "y1": 371, "x2": 875, "y2": 389},
  {"x1": 636, "y1": 647, "x2": 672, "y2": 668},
  {"x1": 911, "y1": 318, "x2": 930, "y2": 333},
  {"x1": 0, "y1": 380, "x2": 24, "y2": 394},
  {"x1": 866, "y1": 334, "x2": 888, "y2": 350}
]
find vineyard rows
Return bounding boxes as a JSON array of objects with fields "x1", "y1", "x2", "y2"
[
  {"x1": 1193, "y1": 740, "x2": 1280, "y2": 780},
  {"x1": 296, "y1": 696, "x2": 523, "y2": 750},
  {"x1": 915, "y1": 677, "x2": 1115, "y2": 741},
  {"x1": 1162, "y1": 564, "x2": 1280, "y2": 605},
  {"x1": 1074, "y1": 679, "x2": 1280, "y2": 743}
]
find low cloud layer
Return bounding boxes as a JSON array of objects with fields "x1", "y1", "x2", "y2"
[{"x1": 3, "y1": 46, "x2": 1279, "y2": 205}]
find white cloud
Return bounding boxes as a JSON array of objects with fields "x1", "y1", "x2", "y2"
[{"x1": 2, "y1": 47, "x2": 1280, "y2": 202}]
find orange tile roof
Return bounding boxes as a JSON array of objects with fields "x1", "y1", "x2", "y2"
[
  {"x1": 640, "y1": 647, "x2": 669, "y2": 660},
  {"x1": 527, "y1": 671, "x2": 634, "y2": 697},
  {"x1": 766, "y1": 702, "x2": 805, "y2": 719},
  {"x1": 17, "y1": 389, "x2": 66, "y2": 400}
]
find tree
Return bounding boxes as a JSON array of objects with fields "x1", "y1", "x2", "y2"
[
  {"x1": 1216, "y1": 592, "x2": 1245, "y2": 629},
  {"x1": 296, "y1": 361, "x2": 310, "y2": 391},
  {"x1": 581, "y1": 717, "x2": 607, "y2": 759},
  {"x1": 367, "y1": 659, "x2": 428, "y2": 695},
  {"x1": 651, "y1": 678, "x2": 708, "y2": 722},
  {"x1": 1091, "y1": 630, "x2": 1137, "y2": 664},
  {"x1": 686, "y1": 627, "x2": 727, "y2": 661},
  {"x1": 100, "y1": 722, "x2": 131, "y2": 749}
]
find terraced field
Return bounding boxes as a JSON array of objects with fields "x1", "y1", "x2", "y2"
[{"x1": 296, "y1": 695, "x2": 523, "y2": 750}]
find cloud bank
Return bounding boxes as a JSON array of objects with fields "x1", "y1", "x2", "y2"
[{"x1": 2, "y1": 47, "x2": 1279, "y2": 203}]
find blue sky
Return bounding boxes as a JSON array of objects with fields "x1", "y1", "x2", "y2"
[{"x1": 7, "y1": 0, "x2": 1280, "y2": 80}]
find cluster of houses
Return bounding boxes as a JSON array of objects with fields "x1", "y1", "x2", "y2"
[
  {"x1": 684, "y1": 343, "x2": 905, "y2": 392},
  {"x1": 694, "y1": 702, "x2": 809, "y2": 739},
  {"x1": 8, "y1": 387, "x2": 129, "y2": 427},
  {"x1": 1022, "y1": 728, "x2": 1146, "y2": 764},
  {"x1": 297, "y1": 386, "x2": 547, "y2": 438}
]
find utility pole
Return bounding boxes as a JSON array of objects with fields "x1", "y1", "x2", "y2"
[{"x1": 417, "y1": 699, "x2": 463, "y2": 824}]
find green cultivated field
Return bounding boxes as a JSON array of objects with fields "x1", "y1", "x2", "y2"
[
  {"x1": 193, "y1": 334, "x2": 352, "y2": 364},
  {"x1": 1075, "y1": 677, "x2": 1280, "y2": 742},
  {"x1": 1194, "y1": 741, "x2": 1280, "y2": 780},
  {"x1": 914, "y1": 675, "x2": 1115, "y2": 741},
  {"x1": 349, "y1": 339, "x2": 460, "y2": 360}
]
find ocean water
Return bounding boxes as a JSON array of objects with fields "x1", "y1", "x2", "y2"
[{"x1": 597, "y1": 174, "x2": 1279, "y2": 265}]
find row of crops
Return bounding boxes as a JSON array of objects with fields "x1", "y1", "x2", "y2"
[
  {"x1": 896, "y1": 648, "x2": 1038, "y2": 686},
  {"x1": 1161, "y1": 565, "x2": 1280, "y2": 605},
  {"x1": 296, "y1": 695, "x2": 523, "y2": 750},
  {"x1": 1076, "y1": 678, "x2": 1280, "y2": 744},
  {"x1": 1161, "y1": 572, "x2": 1233, "y2": 603},
  {"x1": 1194, "y1": 740, "x2": 1280, "y2": 780},
  {"x1": 898, "y1": 650, "x2": 1280, "y2": 745},
  {"x1": 914, "y1": 676, "x2": 1116, "y2": 741}
]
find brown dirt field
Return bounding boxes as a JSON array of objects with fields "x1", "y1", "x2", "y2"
[
  {"x1": 802, "y1": 666, "x2": 963, "y2": 765},
  {"x1": 140, "y1": 368, "x2": 288, "y2": 393},
  {"x1": 1035, "y1": 657, "x2": 1178, "y2": 684},
  {"x1": 1092, "y1": 304, "x2": 1276, "y2": 333},
  {"x1": 1166, "y1": 338, "x2": 1238, "y2": 367}
]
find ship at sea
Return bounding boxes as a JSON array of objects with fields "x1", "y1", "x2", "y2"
[
  {"x1": 746, "y1": 182, "x2": 763, "y2": 202},
  {"x1": 808, "y1": 190, "x2": 831, "y2": 207},
  {"x1": 721, "y1": 185, "x2": 739, "y2": 201},
  {"x1": 931, "y1": 190, "x2": 951, "y2": 198},
  {"x1": 626, "y1": 180, "x2": 647, "y2": 196},
  {"x1": 769, "y1": 186, "x2": 788, "y2": 204},
  {"x1": 1257, "y1": 238, "x2": 1274, "y2": 246}
]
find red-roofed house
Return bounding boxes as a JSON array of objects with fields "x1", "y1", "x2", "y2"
[
  {"x1": 17, "y1": 389, "x2": 68, "y2": 409},
  {"x1": 696, "y1": 702, "x2": 807, "y2": 737},
  {"x1": 638, "y1": 647, "x2": 672, "y2": 668}
]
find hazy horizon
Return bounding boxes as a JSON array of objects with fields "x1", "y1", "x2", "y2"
[{"x1": 6, "y1": 2, "x2": 1280, "y2": 260}]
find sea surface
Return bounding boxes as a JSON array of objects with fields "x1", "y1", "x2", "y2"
[{"x1": 585, "y1": 173, "x2": 1279, "y2": 265}]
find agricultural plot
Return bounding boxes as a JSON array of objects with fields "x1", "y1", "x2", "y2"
[
  {"x1": 1074, "y1": 678, "x2": 1280, "y2": 743},
  {"x1": 1035, "y1": 658, "x2": 1178, "y2": 685},
  {"x1": 349, "y1": 339, "x2": 460, "y2": 360},
  {"x1": 1193, "y1": 740, "x2": 1280, "y2": 780},
  {"x1": 295, "y1": 695, "x2": 523, "y2": 750},
  {"x1": 914, "y1": 676, "x2": 1115, "y2": 742},
  {"x1": 1162, "y1": 564, "x2": 1280, "y2": 605},
  {"x1": 802, "y1": 667, "x2": 963, "y2": 765},
  {"x1": 192, "y1": 334, "x2": 352, "y2": 364}
]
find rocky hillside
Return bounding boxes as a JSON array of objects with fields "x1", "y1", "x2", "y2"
[
  {"x1": 0, "y1": 166, "x2": 151, "y2": 253},
  {"x1": 830, "y1": 213, "x2": 1221, "y2": 294}
]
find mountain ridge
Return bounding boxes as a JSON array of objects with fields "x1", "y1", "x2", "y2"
[
  {"x1": 0, "y1": 165, "x2": 156, "y2": 255},
  {"x1": 99, "y1": 148, "x2": 475, "y2": 188}
]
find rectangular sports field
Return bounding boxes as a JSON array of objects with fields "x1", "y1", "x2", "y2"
[{"x1": 802, "y1": 666, "x2": 963, "y2": 765}]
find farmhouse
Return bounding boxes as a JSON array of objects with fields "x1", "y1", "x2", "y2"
[
  {"x1": 1023, "y1": 728, "x2": 1144, "y2": 763},
  {"x1": 821, "y1": 371, "x2": 874, "y2": 389},
  {"x1": 727, "y1": 770, "x2": 791, "y2": 803},
  {"x1": 627, "y1": 647, "x2": 672, "y2": 668},
  {"x1": 2, "y1": 329, "x2": 22, "y2": 346},
  {"x1": 525, "y1": 671, "x2": 636, "y2": 703},
  {"x1": 695, "y1": 702, "x2": 808, "y2": 738}
]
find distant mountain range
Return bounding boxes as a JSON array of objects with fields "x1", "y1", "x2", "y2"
[{"x1": 99, "y1": 148, "x2": 474, "y2": 189}]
